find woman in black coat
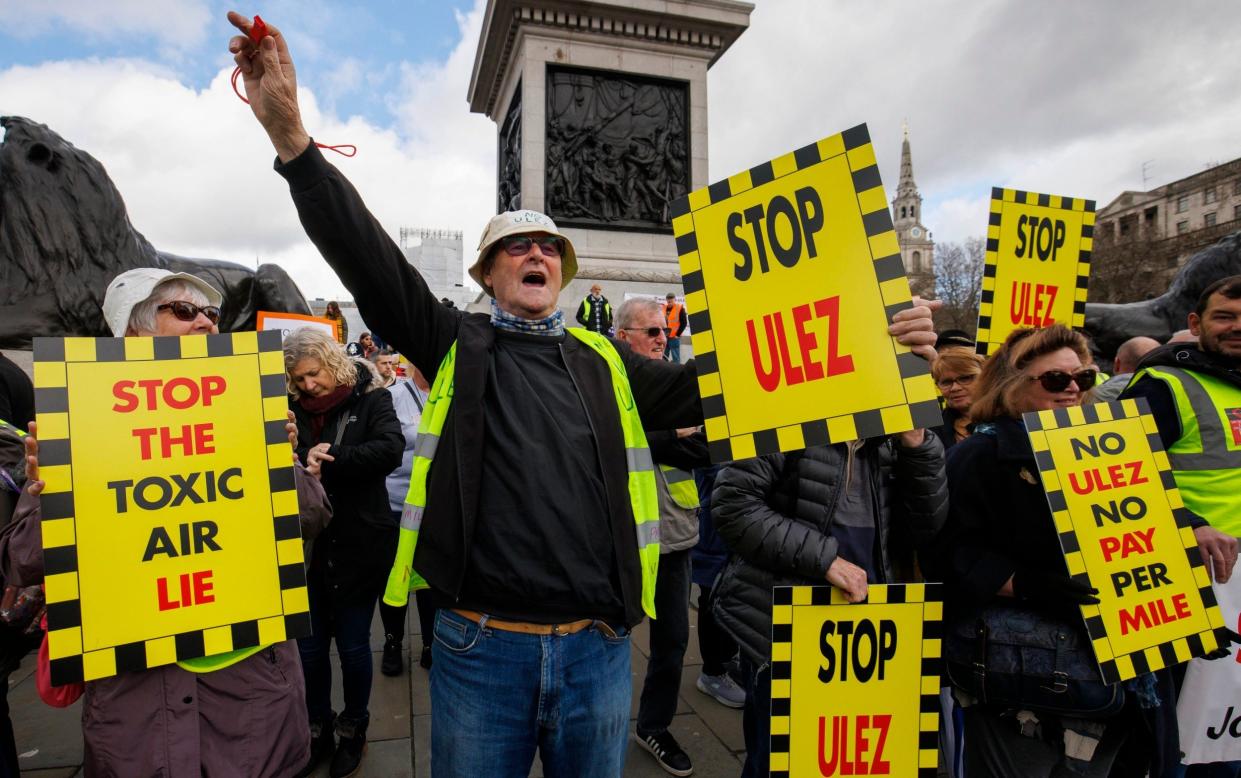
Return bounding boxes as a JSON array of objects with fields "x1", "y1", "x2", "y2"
[
  {"x1": 937, "y1": 324, "x2": 1183, "y2": 777},
  {"x1": 285, "y1": 328, "x2": 403, "y2": 778}
]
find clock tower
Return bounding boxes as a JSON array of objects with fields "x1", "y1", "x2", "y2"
[{"x1": 891, "y1": 123, "x2": 935, "y2": 297}]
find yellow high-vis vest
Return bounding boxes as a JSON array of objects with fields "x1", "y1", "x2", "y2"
[
  {"x1": 383, "y1": 329, "x2": 662, "y2": 619},
  {"x1": 1133, "y1": 365, "x2": 1241, "y2": 537},
  {"x1": 659, "y1": 465, "x2": 699, "y2": 510}
]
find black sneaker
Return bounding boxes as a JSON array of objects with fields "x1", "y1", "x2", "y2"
[
  {"x1": 381, "y1": 635, "x2": 403, "y2": 677},
  {"x1": 294, "y1": 715, "x2": 335, "y2": 778},
  {"x1": 635, "y1": 729, "x2": 693, "y2": 776},
  {"x1": 419, "y1": 644, "x2": 433, "y2": 669}
]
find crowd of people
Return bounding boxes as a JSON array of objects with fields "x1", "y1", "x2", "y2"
[{"x1": 0, "y1": 10, "x2": 1237, "y2": 778}]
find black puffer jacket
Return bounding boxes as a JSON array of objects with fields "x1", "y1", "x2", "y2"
[
  {"x1": 292, "y1": 360, "x2": 404, "y2": 602},
  {"x1": 711, "y1": 434, "x2": 948, "y2": 664}
]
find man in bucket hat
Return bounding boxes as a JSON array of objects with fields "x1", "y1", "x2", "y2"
[{"x1": 229, "y1": 12, "x2": 941, "y2": 775}]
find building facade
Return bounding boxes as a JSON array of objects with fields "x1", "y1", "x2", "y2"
[
  {"x1": 400, "y1": 227, "x2": 475, "y2": 309},
  {"x1": 1093, "y1": 157, "x2": 1241, "y2": 293},
  {"x1": 890, "y1": 127, "x2": 935, "y2": 298}
]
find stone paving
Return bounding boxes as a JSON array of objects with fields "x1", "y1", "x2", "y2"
[{"x1": 12, "y1": 595, "x2": 745, "y2": 777}]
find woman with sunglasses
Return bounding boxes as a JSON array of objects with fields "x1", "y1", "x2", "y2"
[
  {"x1": 930, "y1": 347, "x2": 985, "y2": 450},
  {"x1": 934, "y1": 325, "x2": 1181, "y2": 777}
]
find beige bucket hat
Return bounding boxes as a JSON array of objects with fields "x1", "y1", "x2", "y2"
[
  {"x1": 102, "y1": 268, "x2": 223, "y2": 336},
  {"x1": 468, "y1": 210, "x2": 578, "y2": 296}
]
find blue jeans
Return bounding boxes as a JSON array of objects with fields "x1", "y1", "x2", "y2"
[
  {"x1": 429, "y1": 610, "x2": 631, "y2": 778},
  {"x1": 298, "y1": 582, "x2": 379, "y2": 727},
  {"x1": 665, "y1": 337, "x2": 681, "y2": 363}
]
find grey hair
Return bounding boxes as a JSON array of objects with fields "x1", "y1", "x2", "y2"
[
  {"x1": 614, "y1": 297, "x2": 662, "y2": 330},
  {"x1": 126, "y1": 279, "x2": 210, "y2": 336}
]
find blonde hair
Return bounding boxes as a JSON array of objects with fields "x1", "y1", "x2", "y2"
[
  {"x1": 283, "y1": 328, "x2": 357, "y2": 399},
  {"x1": 969, "y1": 325, "x2": 1092, "y2": 423},
  {"x1": 931, "y1": 347, "x2": 984, "y2": 384}
]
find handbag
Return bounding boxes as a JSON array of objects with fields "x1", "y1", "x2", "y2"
[
  {"x1": 35, "y1": 612, "x2": 84, "y2": 707},
  {"x1": 945, "y1": 603, "x2": 1125, "y2": 717}
]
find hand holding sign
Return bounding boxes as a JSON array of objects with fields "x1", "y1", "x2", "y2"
[
  {"x1": 888, "y1": 297, "x2": 941, "y2": 362},
  {"x1": 1194, "y1": 525, "x2": 1239, "y2": 584}
]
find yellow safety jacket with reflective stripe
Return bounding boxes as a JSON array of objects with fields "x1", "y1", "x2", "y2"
[
  {"x1": 659, "y1": 465, "x2": 699, "y2": 510},
  {"x1": 1134, "y1": 365, "x2": 1241, "y2": 537},
  {"x1": 383, "y1": 329, "x2": 662, "y2": 618}
]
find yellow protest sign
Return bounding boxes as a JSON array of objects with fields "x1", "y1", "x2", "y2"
[
  {"x1": 770, "y1": 584, "x2": 943, "y2": 778},
  {"x1": 670, "y1": 124, "x2": 940, "y2": 463},
  {"x1": 1025, "y1": 398, "x2": 1226, "y2": 683},
  {"x1": 33, "y1": 331, "x2": 310, "y2": 684},
  {"x1": 975, "y1": 188, "x2": 1095, "y2": 355}
]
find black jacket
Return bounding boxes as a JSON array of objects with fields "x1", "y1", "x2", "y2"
[
  {"x1": 710, "y1": 435, "x2": 948, "y2": 664},
  {"x1": 277, "y1": 144, "x2": 704, "y2": 626},
  {"x1": 292, "y1": 361, "x2": 404, "y2": 601}
]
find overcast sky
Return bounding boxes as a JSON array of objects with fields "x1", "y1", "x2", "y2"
[{"x1": 2, "y1": 0, "x2": 1239, "y2": 299}]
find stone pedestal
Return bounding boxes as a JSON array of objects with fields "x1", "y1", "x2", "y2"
[{"x1": 469, "y1": 0, "x2": 752, "y2": 311}]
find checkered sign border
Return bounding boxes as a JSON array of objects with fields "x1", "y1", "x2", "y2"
[
  {"x1": 669, "y1": 123, "x2": 942, "y2": 463},
  {"x1": 975, "y1": 188, "x2": 1096, "y2": 356},
  {"x1": 769, "y1": 583, "x2": 944, "y2": 778},
  {"x1": 32, "y1": 330, "x2": 310, "y2": 684},
  {"x1": 1024, "y1": 398, "x2": 1226, "y2": 684}
]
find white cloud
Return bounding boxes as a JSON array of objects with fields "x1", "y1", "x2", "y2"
[
  {"x1": 708, "y1": 1, "x2": 1241, "y2": 246},
  {"x1": 0, "y1": 0, "x2": 212, "y2": 51},
  {"x1": 0, "y1": 1, "x2": 493, "y2": 301}
]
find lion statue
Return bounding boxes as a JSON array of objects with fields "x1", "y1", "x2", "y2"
[
  {"x1": 1083, "y1": 230, "x2": 1241, "y2": 360},
  {"x1": 0, "y1": 116, "x2": 311, "y2": 349}
]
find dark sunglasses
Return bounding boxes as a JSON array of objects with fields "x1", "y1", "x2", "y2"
[
  {"x1": 501, "y1": 235, "x2": 564, "y2": 258},
  {"x1": 158, "y1": 300, "x2": 221, "y2": 324},
  {"x1": 623, "y1": 327, "x2": 666, "y2": 338},
  {"x1": 1029, "y1": 368, "x2": 1097, "y2": 392}
]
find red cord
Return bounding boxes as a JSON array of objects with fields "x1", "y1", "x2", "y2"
[{"x1": 232, "y1": 14, "x2": 356, "y2": 158}]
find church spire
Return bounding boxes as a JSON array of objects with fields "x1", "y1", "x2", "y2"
[{"x1": 897, "y1": 119, "x2": 917, "y2": 197}]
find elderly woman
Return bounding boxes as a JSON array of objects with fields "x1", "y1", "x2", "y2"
[
  {"x1": 931, "y1": 347, "x2": 985, "y2": 450},
  {"x1": 936, "y1": 325, "x2": 1194, "y2": 777},
  {"x1": 284, "y1": 328, "x2": 402, "y2": 778},
  {"x1": 3, "y1": 268, "x2": 332, "y2": 777}
]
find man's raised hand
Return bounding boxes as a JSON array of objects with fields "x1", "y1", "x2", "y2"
[{"x1": 226, "y1": 11, "x2": 310, "y2": 161}]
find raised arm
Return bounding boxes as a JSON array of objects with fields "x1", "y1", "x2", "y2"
[{"x1": 227, "y1": 12, "x2": 460, "y2": 379}]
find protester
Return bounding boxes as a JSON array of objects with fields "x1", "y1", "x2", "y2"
[
  {"x1": 576, "y1": 284, "x2": 613, "y2": 334},
  {"x1": 373, "y1": 352, "x2": 436, "y2": 676},
  {"x1": 1121, "y1": 276, "x2": 1241, "y2": 777},
  {"x1": 346, "y1": 331, "x2": 377, "y2": 360},
  {"x1": 689, "y1": 464, "x2": 745, "y2": 709},
  {"x1": 935, "y1": 324, "x2": 1230, "y2": 776},
  {"x1": 616, "y1": 298, "x2": 707, "y2": 776},
  {"x1": 324, "y1": 300, "x2": 349, "y2": 345},
  {"x1": 0, "y1": 268, "x2": 332, "y2": 776},
  {"x1": 1093, "y1": 335, "x2": 1159, "y2": 401},
  {"x1": 663, "y1": 293, "x2": 688, "y2": 363},
  {"x1": 0, "y1": 419, "x2": 40, "y2": 777},
  {"x1": 228, "y1": 12, "x2": 939, "y2": 774},
  {"x1": 285, "y1": 328, "x2": 403, "y2": 777},
  {"x1": 710, "y1": 397, "x2": 947, "y2": 777},
  {"x1": 0, "y1": 354, "x2": 33, "y2": 435},
  {"x1": 931, "y1": 347, "x2": 985, "y2": 450}
]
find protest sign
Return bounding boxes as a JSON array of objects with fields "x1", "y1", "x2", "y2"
[
  {"x1": 32, "y1": 331, "x2": 310, "y2": 684},
  {"x1": 975, "y1": 188, "x2": 1095, "y2": 356},
  {"x1": 256, "y1": 310, "x2": 339, "y2": 341},
  {"x1": 769, "y1": 583, "x2": 943, "y2": 778},
  {"x1": 670, "y1": 124, "x2": 940, "y2": 463},
  {"x1": 1178, "y1": 572, "x2": 1241, "y2": 763},
  {"x1": 1024, "y1": 398, "x2": 1226, "y2": 683}
]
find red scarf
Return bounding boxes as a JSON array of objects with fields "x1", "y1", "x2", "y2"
[{"x1": 298, "y1": 384, "x2": 352, "y2": 441}]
